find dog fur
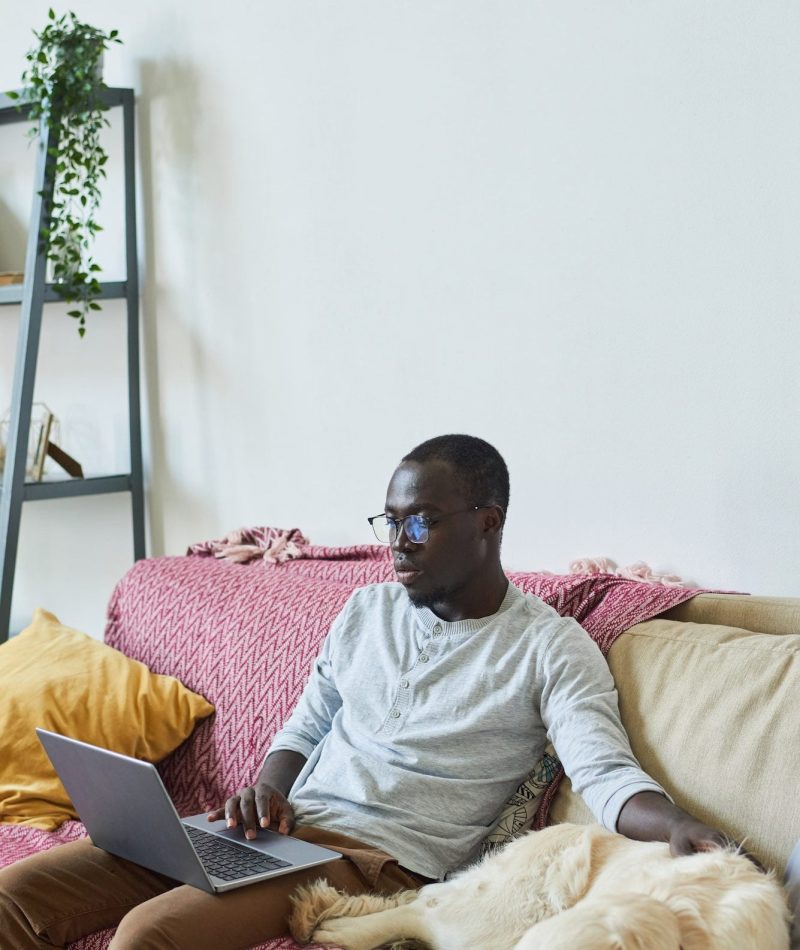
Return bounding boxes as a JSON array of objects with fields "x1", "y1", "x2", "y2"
[{"x1": 288, "y1": 822, "x2": 790, "y2": 950}]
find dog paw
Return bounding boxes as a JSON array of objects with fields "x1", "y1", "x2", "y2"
[
  {"x1": 312, "y1": 917, "x2": 372, "y2": 950},
  {"x1": 289, "y1": 878, "x2": 347, "y2": 943}
]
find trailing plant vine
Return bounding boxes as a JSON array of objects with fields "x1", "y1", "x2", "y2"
[{"x1": 7, "y1": 9, "x2": 122, "y2": 337}]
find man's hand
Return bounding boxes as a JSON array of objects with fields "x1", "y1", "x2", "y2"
[
  {"x1": 207, "y1": 749, "x2": 306, "y2": 840},
  {"x1": 665, "y1": 814, "x2": 733, "y2": 857},
  {"x1": 617, "y1": 791, "x2": 758, "y2": 863},
  {"x1": 207, "y1": 782, "x2": 295, "y2": 840}
]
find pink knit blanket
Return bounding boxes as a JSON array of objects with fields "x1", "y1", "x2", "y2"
[{"x1": 187, "y1": 525, "x2": 704, "y2": 654}]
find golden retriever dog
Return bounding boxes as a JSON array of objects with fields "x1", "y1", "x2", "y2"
[{"x1": 289, "y1": 823, "x2": 789, "y2": 949}]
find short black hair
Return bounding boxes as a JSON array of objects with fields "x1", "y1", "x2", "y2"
[{"x1": 402, "y1": 434, "x2": 510, "y2": 513}]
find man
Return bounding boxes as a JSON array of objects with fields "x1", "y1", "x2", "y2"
[{"x1": 0, "y1": 435, "x2": 729, "y2": 948}]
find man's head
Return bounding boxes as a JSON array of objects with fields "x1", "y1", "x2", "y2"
[
  {"x1": 379, "y1": 435, "x2": 510, "y2": 621},
  {"x1": 401, "y1": 435, "x2": 510, "y2": 514}
]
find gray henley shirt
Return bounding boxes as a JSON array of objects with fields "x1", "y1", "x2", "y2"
[{"x1": 267, "y1": 581, "x2": 666, "y2": 879}]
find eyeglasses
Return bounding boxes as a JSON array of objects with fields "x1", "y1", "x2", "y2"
[{"x1": 367, "y1": 506, "x2": 494, "y2": 545}]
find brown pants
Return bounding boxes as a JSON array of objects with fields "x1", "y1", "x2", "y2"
[{"x1": 0, "y1": 825, "x2": 429, "y2": 949}]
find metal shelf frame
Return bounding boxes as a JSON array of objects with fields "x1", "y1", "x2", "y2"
[{"x1": 0, "y1": 87, "x2": 144, "y2": 641}]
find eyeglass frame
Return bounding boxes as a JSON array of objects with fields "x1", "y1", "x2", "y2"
[{"x1": 367, "y1": 505, "x2": 497, "y2": 545}]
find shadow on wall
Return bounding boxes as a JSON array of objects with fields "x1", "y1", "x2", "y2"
[
  {"x1": 0, "y1": 197, "x2": 27, "y2": 272},
  {"x1": 135, "y1": 58, "x2": 223, "y2": 557}
]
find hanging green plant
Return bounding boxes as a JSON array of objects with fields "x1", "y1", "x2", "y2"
[{"x1": 6, "y1": 9, "x2": 122, "y2": 337}]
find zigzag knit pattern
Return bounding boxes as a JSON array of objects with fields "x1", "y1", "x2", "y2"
[{"x1": 0, "y1": 535, "x2": 703, "y2": 950}]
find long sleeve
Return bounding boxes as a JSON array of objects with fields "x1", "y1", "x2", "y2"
[{"x1": 538, "y1": 617, "x2": 668, "y2": 831}]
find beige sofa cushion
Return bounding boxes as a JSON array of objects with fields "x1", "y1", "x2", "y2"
[
  {"x1": 549, "y1": 618, "x2": 800, "y2": 874},
  {"x1": 657, "y1": 593, "x2": 800, "y2": 636}
]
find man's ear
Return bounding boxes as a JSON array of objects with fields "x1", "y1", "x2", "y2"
[{"x1": 481, "y1": 505, "x2": 505, "y2": 536}]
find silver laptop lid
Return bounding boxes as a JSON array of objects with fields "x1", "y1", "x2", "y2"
[{"x1": 37, "y1": 728, "x2": 213, "y2": 890}]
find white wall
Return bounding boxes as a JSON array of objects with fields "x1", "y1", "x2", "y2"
[{"x1": 1, "y1": 1, "x2": 798, "y2": 637}]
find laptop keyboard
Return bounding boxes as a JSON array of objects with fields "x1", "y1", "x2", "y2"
[{"x1": 183, "y1": 824, "x2": 292, "y2": 881}]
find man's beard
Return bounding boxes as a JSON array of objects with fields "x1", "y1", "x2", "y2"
[{"x1": 406, "y1": 584, "x2": 451, "y2": 611}]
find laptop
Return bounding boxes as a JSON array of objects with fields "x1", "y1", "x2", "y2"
[{"x1": 36, "y1": 728, "x2": 341, "y2": 893}]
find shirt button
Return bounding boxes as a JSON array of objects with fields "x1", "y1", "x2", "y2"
[
  {"x1": 400, "y1": 679, "x2": 409, "y2": 688},
  {"x1": 433, "y1": 624, "x2": 442, "y2": 635},
  {"x1": 390, "y1": 709, "x2": 401, "y2": 719},
  {"x1": 419, "y1": 654, "x2": 429, "y2": 663}
]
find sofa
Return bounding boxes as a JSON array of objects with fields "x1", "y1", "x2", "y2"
[{"x1": 1, "y1": 532, "x2": 798, "y2": 950}]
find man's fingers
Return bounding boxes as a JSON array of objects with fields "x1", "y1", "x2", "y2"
[
  {"x1": 269, "y1": 794, "x2": 282, "y2": 832},
  {"x1": 255, "y1": 786, "x2": 273, "y2": 830},
  {"x1": 208, "y1": 785, "x2": 292, "y2": 839},
  {"x1": 272, "y1": 794, "x2": 294, "y2": 835},
  {"x1": 671, "y1": 827, "x2": 750, "y2": 860},
  {"x1": 224, "y1": 795, "x2": 241, "y2": 827},
  {"x1": 238, "y1": 788, "x2": 259, "y2": 839}
]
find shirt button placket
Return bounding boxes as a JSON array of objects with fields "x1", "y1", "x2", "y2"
[
  {"x1": 420, "y1": 622, "x2": 440, "y2": 664},
  {"x1": 390, "y1": 674, "x2": 413, "y2": 727}
]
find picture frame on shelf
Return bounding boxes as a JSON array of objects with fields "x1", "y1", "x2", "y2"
[
  {"x1": 30, "y1": 408, "x2": 53, "y2": 481},
  {"x1": 0, "y1": 403, "x2": 54, "y2": 481}
]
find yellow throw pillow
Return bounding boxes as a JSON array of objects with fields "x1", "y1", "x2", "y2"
[{"x1": 0, "y1": 608, "x2": 214, "y2": 830}]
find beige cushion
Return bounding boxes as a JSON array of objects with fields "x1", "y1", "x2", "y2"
[
  {"x1": 657, "y1": 593, "x2": 800, "y2": 636},
  {"x1": 550, "y1": 618, "x2": 800, "y2": 875},
  {"x1": 550, "y1": 776, "x2": 595, "y2": 827}
]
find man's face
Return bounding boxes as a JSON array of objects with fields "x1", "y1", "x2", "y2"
[{"x1": 384, "y1": 459, "x2": 495, "y2": 616}]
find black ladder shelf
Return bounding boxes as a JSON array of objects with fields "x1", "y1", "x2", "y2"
[{"x1": 0, "y1": 86, "x2": 144, "y2": 641}]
